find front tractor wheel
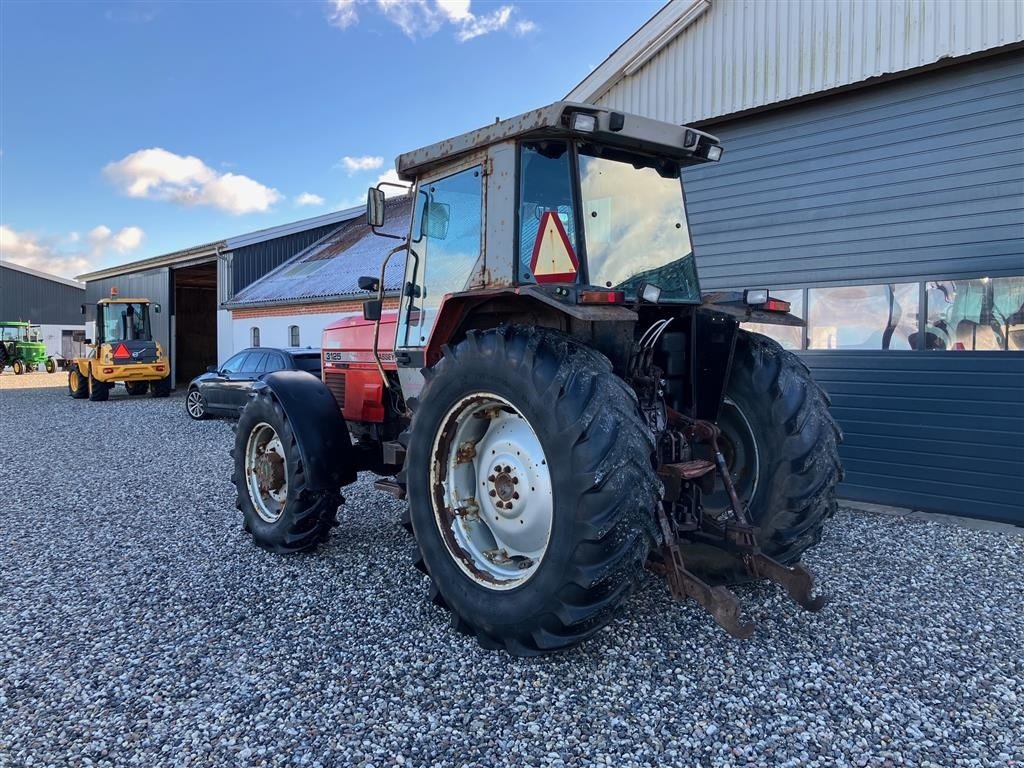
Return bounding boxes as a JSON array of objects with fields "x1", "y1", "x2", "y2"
[
  {"x1": 232, "y1": 390, "x2": 341, "y2": 553},
  {"x1": 406, "y1": 327, "x2": 659, "y2": 656},
  {"x1": 12, "y1": 359, "x2": 25, "y2": 376},
  {"x1": 686, "y1": 330, "x2": 843, "y2": 583},
  {"x1": 45, "y1": 358, "x2": 56, "y2": 374}
]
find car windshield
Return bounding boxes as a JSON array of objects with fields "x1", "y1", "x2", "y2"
[
  {"x1": 101, "y1": 302, "x2": 150, "y2": 342},
  {"x1": 578, "y1": 148, "x2": 700, "y2": 302}
]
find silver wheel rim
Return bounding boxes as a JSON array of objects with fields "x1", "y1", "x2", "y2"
[
  {"x1": 245, "y1": 422, "x2": 288, "y2": 523},
  {"x1": 430, "y1": 393, "x2": 553, "y2": 591},
  {"x1": 187, "y1": 390, "x2": 205, "y2": 418},
  {"x1": 703, "y1": 396, "x2": 761, "y2": 517}
]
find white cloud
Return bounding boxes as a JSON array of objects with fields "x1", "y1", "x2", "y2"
[
  {"x1": 104, "y1": 148, "x2": 281, "y2": 214},
  {"x1": 1, "y1": 223, "x2": 145, "y2": 278},
  {"x1": 340, "y1": 154, "x2": 384, "y2": 174},
  {"x1": 326, "y1": 0, "x2": 531, "y2": 41},
  {"x1": 296, "y1": 192, "x2": 326, "y2": 207},
  {"x1": 327, "y1": 0, "x2": 359, "y2": 29}
]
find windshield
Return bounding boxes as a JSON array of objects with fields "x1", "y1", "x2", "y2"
[
  {"x1": 1, "y1": 325, "x2": 28, "y2": 342},
  {"x1": 578, "y1": 149, "x2": 700, "y2": 302},
  {"x1": 100, "y1": 302, "x2": 150, "y2": 342}
]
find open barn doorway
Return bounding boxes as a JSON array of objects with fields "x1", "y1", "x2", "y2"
[{"x1": 172, "y1": 262, "x2": 218, "y2": 385}]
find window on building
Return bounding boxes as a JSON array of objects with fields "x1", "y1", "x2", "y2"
[
  {"x1": 744, "y1": 289, "x2": 805, "y2": 350},
  {"x1": 923, "y1": 277, "x2": 1024, "y2": 351},
  {"x1": 807, "y1": 283, "x2": 920, "y2": 350},
  {"x1": 251, "y1": 327, "x2": 260, "y2": 347},
  {"x1": 289, "y1": 325, "x2": 300, "y2": 347}
]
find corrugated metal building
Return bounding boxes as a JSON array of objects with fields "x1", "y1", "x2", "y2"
[
  {"x1": 79, "y1": 207, "x2": 364, "y2": 384},
  {"x1": 226, "y1": 196, "x2": 411, "y2": 352},
  {"x1": 569, "y1": 0, "x2": 1024, "y2": 524},
  {"x1": 0, "y1": 261, "x2": 86, "y2": 360}
]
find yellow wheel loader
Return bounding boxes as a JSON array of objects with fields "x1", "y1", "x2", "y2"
[{"x1": 68, "y1": 296, "x2": 171, "y2": 401}]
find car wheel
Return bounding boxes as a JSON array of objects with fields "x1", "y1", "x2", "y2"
[{"x1": 186, "y1": 388, "x2": 208, "y2": 420}]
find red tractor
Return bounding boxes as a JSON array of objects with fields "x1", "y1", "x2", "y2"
[{"x1": 232, "y1": 102, "x2": 842, "y2": 655}]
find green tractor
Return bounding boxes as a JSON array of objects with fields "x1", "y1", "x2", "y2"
[{"x1": 0, "y1": 321, "x2": 56, "y2": 375}]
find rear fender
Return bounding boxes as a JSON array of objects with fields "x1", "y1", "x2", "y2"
[{"x1": 255, "y1": 371, "x2": 358, "y2": 489}]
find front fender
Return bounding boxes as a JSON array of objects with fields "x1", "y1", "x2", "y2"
[{"x1": 254, "y1": 371, "x2": 358, "y2": 489}]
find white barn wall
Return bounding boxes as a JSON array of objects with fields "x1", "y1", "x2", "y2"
[
  {"x1": 570, "y1": 0, "x2": 1024, "y2": 124},
  {"x1": 230, "y1": 311, "x2": 358, "y2": 357}
]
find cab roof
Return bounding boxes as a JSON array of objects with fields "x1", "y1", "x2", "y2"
[
  {"x1": 97, "y1": 297, "x2": 151, "y2": 304},
  {"x1": 395, "y1": 100, "x2": 721, "y2": 181}
]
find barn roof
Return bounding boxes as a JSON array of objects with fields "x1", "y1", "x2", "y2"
[{"x1": 225, "y1": 195, "x2": 411, "y2": 309}]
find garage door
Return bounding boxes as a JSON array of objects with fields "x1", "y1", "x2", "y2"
[{"x1": 683, "y1": 50, "x2": 1024, "y2": 524}]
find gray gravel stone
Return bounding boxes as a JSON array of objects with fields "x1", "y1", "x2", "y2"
[{"x1": 1, "y1": 374, "x2": 1022, "y2": 767}]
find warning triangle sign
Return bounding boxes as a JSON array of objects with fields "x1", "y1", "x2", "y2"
[
  {"x1": 530, "y1": 212, "x2": 579, "y2": 284},
  {"x1": 112, "y1": 343, "x2": 131, "y2": 359}
]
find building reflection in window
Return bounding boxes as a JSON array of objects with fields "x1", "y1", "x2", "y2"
[
  {"x1": 923, "y1": 277, "x2": 1024, "y2": 351},
  {"x1": 807, "y1": 283, "x2": 920, "y2": 350},
  {"x1": 744, "y1": 289, "x2": 805, "y2": 350}
]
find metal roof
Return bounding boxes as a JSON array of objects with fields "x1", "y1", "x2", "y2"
[
  {"x1": 78, "y1": 206, "x2": 367, "y2": 283},
  {"x1": 2, "y1": 259, "x2": 85, "y2": 289},
  {"x1": 568, "y1": 0, "x2": 1024, "y2": 126},
  {"x1": 225, "y1": 196, "x2": 411, "y2": 309}
]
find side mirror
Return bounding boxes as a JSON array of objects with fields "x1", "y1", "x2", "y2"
[
  {"x1": 366, "y1": 187, "x2": 386, "y2": 228},
  {"x1": 84, "y1": 338, "x2": 93, "y2": 345},
  {"x1": 152, "y1": 303, "x2": 162, "y2": 314},
  {"x1": 207, "y1": 365, "x2": 218, "y2": 373},
  {"x1": 80, "y1": 304, "x2": 86, "y2": 315},
  {"x1": 358, "y1": 275, "x2": 380, "y2": 292},
  {"x1": 363, "y1": 299, "x2": 382, "y2": 322}
]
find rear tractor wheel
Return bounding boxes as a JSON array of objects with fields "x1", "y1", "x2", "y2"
[
  {"x1": 232, "y1": 389, "x2": 341, "y2": 553},
  {"x1": 406, "y1": 326, "x2": 659, "y2": 656},
  {"x1": 88, "y1": 369, "x2": 110, "y2": 402},
  {"x1": 685, "y1": 330, "x2": 843, "y2": 583},
  {"x1": 68, "y1": 368, "x2": 88, "y2": 399}
]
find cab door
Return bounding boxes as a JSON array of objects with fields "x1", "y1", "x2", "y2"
[{"x1": 396, "y1": 163, "x2": 485, "y2": 355}]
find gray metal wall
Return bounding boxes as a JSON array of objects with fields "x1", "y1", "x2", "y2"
[
  {"x1": 1, "y1": 265, "x2": 85, "y2": 324},
  {"x1": 683, "y1": 50, "x2": 1024, "y2": 524},
  {"x1": 84, "y1": 268, "x2": 172, "y2": 369},
  {"x1": 231, "y1": 224, "x2": 340, "y2": 295}
]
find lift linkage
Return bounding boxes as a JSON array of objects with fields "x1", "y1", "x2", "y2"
[{"x1": 655, "y1": 419, "x2": 826, "y2": 638}]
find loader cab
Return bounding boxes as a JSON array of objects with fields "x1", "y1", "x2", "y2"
[{"x1": 95, "y1": 299, "x2": 156, "y2": 344}]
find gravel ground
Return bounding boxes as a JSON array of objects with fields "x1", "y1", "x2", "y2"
[{"x1": 1, "y1": 373, "x2": 1022, "y2": 768}]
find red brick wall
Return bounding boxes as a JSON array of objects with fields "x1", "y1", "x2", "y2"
[{"x1": 231, "y1": 298, "x2": 399, "y2": 320}]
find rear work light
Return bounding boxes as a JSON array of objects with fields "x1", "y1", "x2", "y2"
[
  {"x1": 578, "y1": 289, "x2": 625, "y2": 304},
  {"x1": 744, "y1": 289, "x2": 790, "y2": 313},
  {"x1": 571, "y1": 112, "x2": 597, "y2": 132}
]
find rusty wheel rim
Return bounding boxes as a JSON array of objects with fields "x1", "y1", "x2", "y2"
[
  {"x1": 430, "y1": 393, "x2": 553, "y2": 591},
  {"x1": 245, "y1": 422, "x2": 288, "y2": 523}
]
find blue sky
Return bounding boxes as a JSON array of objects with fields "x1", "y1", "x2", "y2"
[{"x1": 0, "y1": 0, "x2": 661, "y2": 278}]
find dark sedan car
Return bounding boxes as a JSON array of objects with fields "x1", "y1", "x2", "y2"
[{"x1": 185, "y1": 347, "x2": 321, "y2": 420}]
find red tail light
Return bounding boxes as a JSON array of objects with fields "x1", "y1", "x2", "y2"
[
  {"x1": 579, "y1": 290, "x2": 625, "y2": 304},
  {"x1": 102, "y1": 367, "x2": 114, "y2": 374},
  {"x1": 763, "y1": 298, "x2": 791, "y2": 313},
  {"x1": 155, "y1": 365, "x2": 165, "y2": 372}
]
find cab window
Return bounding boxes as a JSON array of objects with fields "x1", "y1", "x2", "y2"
[
  {"x1": 517, "y1": 141, "x2": 579, "y2": 284},
  {"x1": 401, "y1": 165, "x2": 483, "y2": 346}
]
